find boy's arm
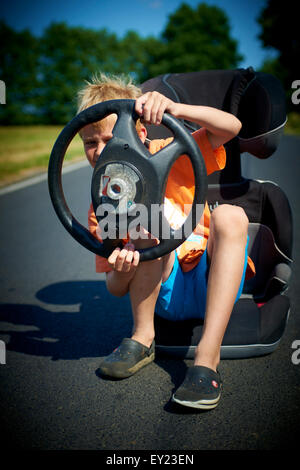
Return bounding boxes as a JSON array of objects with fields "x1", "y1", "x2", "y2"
[{"x1": 135, "y1": 91, "x2": 242, "y2": 149}]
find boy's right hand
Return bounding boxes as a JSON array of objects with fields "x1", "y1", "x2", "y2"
[
  {"x1": 135, "y1": 91, "x2": 177, "y2": 126},
  {"x1": 107, "y1": 243, "x2": 140, "y2": 274}
]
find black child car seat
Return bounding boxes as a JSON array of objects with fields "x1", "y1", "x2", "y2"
[{"x1": 141, "y1": 68, "x2": 293, "y2": 358}]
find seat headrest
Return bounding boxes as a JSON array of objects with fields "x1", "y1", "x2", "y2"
[
  {"x1": 141, "y1": 68, "x2": 287, "y2": 159},
  {"x1": 237, "y1": 71, "x2": 287, "y2": 158}
]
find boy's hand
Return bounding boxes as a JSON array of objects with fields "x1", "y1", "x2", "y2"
[
  {"x1": 107, "y1": 243, "x2": 139, "y2": 274},
  {"x1": 135, "y1": 91, "x2": 177, "y2": 125}
]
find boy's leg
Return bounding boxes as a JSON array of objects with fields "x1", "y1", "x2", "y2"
[
  {"x1": 194, "y1": 204, "x2": 248, "y2": 371},
  {"x1": 172, "y1": 204, "x2": 248, "y2": 409},
  {"x1": 129, "y1": 238, "x2": 175, "y2": 348},
  {"x1": 99, "y1": 235, "x2": 175, "y2": 378}
]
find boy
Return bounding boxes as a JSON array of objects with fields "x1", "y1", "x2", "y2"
[{"x1": 78, "y1": 73, "x2": 255, "y2": 410}]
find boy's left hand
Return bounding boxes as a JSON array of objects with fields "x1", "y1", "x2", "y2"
[{"x1": 135, "y1": 91, "x2": 177, "y2": 126}]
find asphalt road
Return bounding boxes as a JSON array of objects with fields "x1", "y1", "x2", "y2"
[{"x1": 0, "y1": 134, "x2": 299, "y2": 452}]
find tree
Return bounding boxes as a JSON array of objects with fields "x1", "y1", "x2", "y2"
[
  {"x1": 0, "y1": 22, "x2": 40, "y2": 124},
  {"x1": 38, "y1": 22, "x2": 124, "y2": 124},
  {"x1": 148, "y1": 2, "x2": 243, "y2": 77},
  {"x1": 257, "y1": 0, "x2": 300, "y2": 112},
  {"x1": 0, "y1": 2, "x2": 245, "y2": 124},
  {"x1": 31, "y1": 23, "x2": 163, "y2": 123},
  {"x1": 118, "y1": 31, "x2": 165, "y2": 83}
]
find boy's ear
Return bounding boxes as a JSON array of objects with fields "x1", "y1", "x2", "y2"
[{"x1": 138, "y1": 124, "x2": 147, "y2": 143}]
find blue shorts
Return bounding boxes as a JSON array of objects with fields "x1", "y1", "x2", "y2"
[{"x1": 155, "y1": 237, "x2": 249, "y2": 321}]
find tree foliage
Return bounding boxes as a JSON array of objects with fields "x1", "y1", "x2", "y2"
[
  {"x1": 149, "y1": 3, "x2": 243, "y2": 76},
  {"x1": 38, "y1": 23, "x2": 124, "y2": 124},
  {"x1": 257, "y1": 0, "x2": 299, "y2": 111},
  {"x1": 0, "y1": 21, "x2": 40, "y2": 124},
  {"x1": 0, "y1": 2, "x2": 243, "y2": 124}
]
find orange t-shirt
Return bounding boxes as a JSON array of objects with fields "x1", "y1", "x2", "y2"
[{"x1": 88, "y1": 127, "x2": 255, "y2": 278}]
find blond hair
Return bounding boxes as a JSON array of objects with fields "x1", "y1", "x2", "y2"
[{"x1": 77, "y1": 72, "x2": 143, "y2": 131}]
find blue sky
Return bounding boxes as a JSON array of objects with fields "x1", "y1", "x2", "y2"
[{"x1": 1, "y1": 0, "x2": 277, "y2": 70}]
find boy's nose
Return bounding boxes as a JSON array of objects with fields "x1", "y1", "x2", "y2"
[{"x1": 96, "y1": 142, "x2": 105, "y2": 155}]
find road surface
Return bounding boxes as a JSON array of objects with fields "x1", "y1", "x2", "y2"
[{"x1": 0, "y1": 134, "x2": 299, "y2": 451}]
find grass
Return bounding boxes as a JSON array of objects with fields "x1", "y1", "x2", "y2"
[
  {"x1": 285, "y1": 112, "x2": 300, "y2": 136},
  {"x1": 0, "y1": 125, "x2": 85, "y2": 187},
  {"x1": 0, "y1": 113, "x2": 299, "y2": 187}
]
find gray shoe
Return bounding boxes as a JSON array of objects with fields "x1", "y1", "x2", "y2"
[
  {"x1": 172, "y1": 366, "x2": 222, "y2": 410},
  {"x1": 99, "y1": 338, "x2": 155, "y2": 379}
]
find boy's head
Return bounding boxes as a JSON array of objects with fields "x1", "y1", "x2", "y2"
[{"x1": 77, "y1": 73, "x2": 147, "y2": 167}]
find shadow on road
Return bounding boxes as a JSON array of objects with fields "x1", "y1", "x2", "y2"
[{"x1": 0, "y1": 280, "x2": 133, "y2": 361}]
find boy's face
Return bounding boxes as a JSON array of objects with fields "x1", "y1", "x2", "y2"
[
  {"x1": 81, "y1": 113, "x2": 147, "y2": 168},
  {"x1": 81, "y1": 114, "x2": 117, "y2": 168}
]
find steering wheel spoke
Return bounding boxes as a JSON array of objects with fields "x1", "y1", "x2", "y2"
[{"x1": 113, "y1": 112, "x2": 144, "y2": 150}]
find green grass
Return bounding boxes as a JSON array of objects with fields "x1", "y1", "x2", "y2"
[
  {"x1": 0, "y1": 125, "x2": 84, "y2": 186},
  {"x1": 285, "y1": 112, "x2": 300, "y2": 136}
]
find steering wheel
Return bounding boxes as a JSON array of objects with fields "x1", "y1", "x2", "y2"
[{"x1": 48, "y1": 99, "x2": 207, "y2": 261}]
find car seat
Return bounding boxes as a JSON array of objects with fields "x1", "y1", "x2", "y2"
[{"x1": 141, "y1": 68, "x2": 293, "y2": 358}]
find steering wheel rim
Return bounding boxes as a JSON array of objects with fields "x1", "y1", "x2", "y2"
[{"x1": 48, "y1": 99, "x2": 207, "y2": 261}]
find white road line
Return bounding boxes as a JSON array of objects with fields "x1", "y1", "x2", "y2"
[{"x1": 0, "y1": 159, "x2": 89, "y2": 196}]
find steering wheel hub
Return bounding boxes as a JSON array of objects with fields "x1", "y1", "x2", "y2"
[{"x1": 98, "y1": 162, "x2": 141, "y2": 215}]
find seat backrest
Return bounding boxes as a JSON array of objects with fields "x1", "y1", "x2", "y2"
[
  {"x1": 244, "y1": 223, "x2": 292, "y2": 301},
  {"x1": 141, "y1": 68, "x2": 287, "y2": 184},
  {"x1": 206, "y1": 179, "x2": 293, "y2": 260},
  {"x1": 141, "y1": 69, "x2": 292, "y2": 299},
  {"x1": 206, "y1": 178, "x2": 293, "y2": 300}
]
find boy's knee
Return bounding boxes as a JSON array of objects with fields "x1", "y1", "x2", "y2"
[{"x1": 211, "y1": 204, "x2": 248, "y2": 238}]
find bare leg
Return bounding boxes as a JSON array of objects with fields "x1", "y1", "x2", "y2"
[
  {"x1": 194, "y1": 205, "x2": 248, "y2": 371},
  {"x1": 129, "y1": 236, "x2": 175, "y2": 348}
]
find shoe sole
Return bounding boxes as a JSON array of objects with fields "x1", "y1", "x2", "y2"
[
  {"x1": 171, "y1": 393, "x2": 221, "y2": 410},
  {"x1": 100, "y1": 352, "x2": 155, "y2": 379},
  {"x1": 127, "y1": 352, "x2": 155, "y2": 375}
]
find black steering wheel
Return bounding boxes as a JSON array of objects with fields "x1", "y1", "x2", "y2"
[{"x1": 48, "y1": 99, "x2": 207, "y2": 261}]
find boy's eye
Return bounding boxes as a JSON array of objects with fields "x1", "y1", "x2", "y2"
[{"x1": 85, "y1": 141, "x2": 96, "y2": 146}]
